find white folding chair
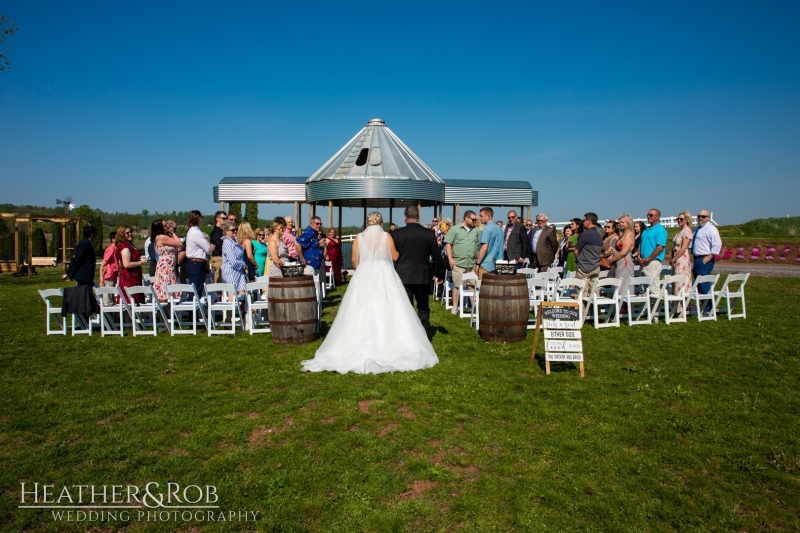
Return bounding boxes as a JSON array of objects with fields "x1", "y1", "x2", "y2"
[
  {"x1": 550, "y1": 266, "x2": 563, "y2": 277},
  {"x1": 204, "y1": 283, "x2": 242, "y2": 335},
  {"x1": 245, "y1": 280, "x2": 270, "y2": 334},
  {"x1": 469, "y1": 280, "x2": 481, "y2": 330},
  {"x1": 38, "y1": 288, "x2": 67, "y2": 335},
  {"x1": 686, "y1": 274, "x2": 720, "y2": 322},
  {"x1": 534, "y1": 271, "x2": 559, "y2": 301},
  {"x1": 660, "y1": 265, "x2": 674, "y2": 278},
  {"x1": 526, "y1": 278, "x2": 547, "y2": 329},
  {"x1": 565, "y1": 270, "x2": 576, "y2": 279},
  {"x1": 456, "y1": 272, "x2": 478, "y2": 318},
  {"x1": 651, "y1": 275, "x2": 689, "y2": 324},
  {"x1": 620, "y1": 276, "x2": 654, "y2": 326},
  {"x1": 324, "y1": 261, "x2": 335, "y2": 290},
  {"x1": 93, "y1": 286, "x2": 131, "y2": 337},
  {"x1": 126, "y1": 285, "x2": 169, "y2": 336},
  {"x1": 584, "y1": 278, "x2": 621, "y2": 328},
  {"x1": 554, "y1": 278, "x2": 587, "y2": 324},
  {"x1": 597, "y1": 270, "x2": 610, "y2": 280},
  {"x1": 517, "y1": 267, "x2": 537, "y2": 279},
  {"x1": 714, "y1": 273, "x2": 750, "y2": 320},
  {"x1": 167, "y1": 284, "x2": 207, "y2": 335},
  {"x1": 442, "y1": 270, "x2": 454, "y2": 309}
]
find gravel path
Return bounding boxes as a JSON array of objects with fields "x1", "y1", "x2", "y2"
[{"x1": 712, "y1": 263, "x2": 800, "y2": 278}]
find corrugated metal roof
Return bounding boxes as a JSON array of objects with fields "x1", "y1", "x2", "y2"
[
  {"x1": 307, "y1": 179, "x2": 444, "y2": 206},
  {"x1": 443, "y1": 179, "x2": 532, "y2": 189},
  {"x1": 220, "y1": 176, "x2": 309, "y2": 184},
  {"x1": 307, "y1": 119, "x2": 444, "y2": 186}
]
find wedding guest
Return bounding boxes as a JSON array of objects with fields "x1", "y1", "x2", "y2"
[
  {"x1": 558, "y1": 226, "x2": 576, "y2": 274},
  {"x1": 146, "y1": 219, "x2": 164, "y2": 277},
  {"x1": 185, "y1": 210, "x2": 213, "y2": 296},
  {"x1": 115, "y1": 226, "x2": 145, "y2": 304},
  {"x1": 283, "y1": 216, "x2": 299, "y2": 260},
  {"x1": 252, "y1": 227, "x2": 268, "y2": 277},
  {"x1": 295, "y1": 216, "x2": 326, "y2": 272},
  {"x1": 600, "y1": 220, "x2": 619, "y2": 272},
  {"x1": 268, "y1": 218, "x2": 290, "y2": 278},
  {"x1": 670, "y1": 210, "x2": 694, "y2": 295},
  {"x1": 152, "y1": 220, "x2": 182, "y2": 303},
  {"x1": 209, "y1": 210, "x2": 226, "y2": 282},
  {"x1": 610, "y1": 214, "x2": 636, "y2": 291},
  {"x1": 632, "y1": 220, "x2": 646, "y2": 265},
  {"x1": 640, "y1": 208, "x2": 668, "y2": 295},
  {"x1": 237, "y1": 222, "x2": 257, "y2": 282},
  {"x1": 324, "y1": 227, "x2": 344, "y2": 285},
  {"x1": 98, "y1": 231, "x2": 119, "y2": 305},
  {"x1": 63, "y1": 226, "x2": 98, "y2": 286},
  {"x1": 221, "y1": 222, "x2": 246, "y2": 295}
]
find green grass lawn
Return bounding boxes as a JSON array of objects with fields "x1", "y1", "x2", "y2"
[{"x1": 1, "y1": 270, "x2": 799, "y2": 532}]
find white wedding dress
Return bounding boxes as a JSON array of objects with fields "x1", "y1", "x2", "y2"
[{"x1": 301, "y1": 225, "x2": 439, "y2": 374}]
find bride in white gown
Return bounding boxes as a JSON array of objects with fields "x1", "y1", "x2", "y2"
[{"x1": 301, "y1": 212, "x2": 438, "y2": 374}]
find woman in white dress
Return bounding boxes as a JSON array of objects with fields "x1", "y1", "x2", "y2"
[{"x1": 301, "y1": 212, "x2": 439, "y2": 374}]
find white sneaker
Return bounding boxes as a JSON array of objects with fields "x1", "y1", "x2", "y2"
[{"x1": 451, "y1": 307, "x2": 458, "y2": 315}]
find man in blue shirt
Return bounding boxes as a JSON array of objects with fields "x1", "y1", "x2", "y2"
[
  {"x1": 295, "y1": 216, "x2": 325, "y2": 271},
  {"x1": 474, "y1": 207, "x2": 504, "y2": 279},
  {"x1": 640, "y1": 208, "x2": 668, "y2": 295}
]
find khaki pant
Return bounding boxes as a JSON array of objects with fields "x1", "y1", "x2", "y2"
[
  {"x1": 641, "y1": 259, "x2": 663, "y2": 296},
  {"x1": 478, "y1": 267, "x2": 494, "y2": 281},
  {"x1": 102, "y1": 279, "x2": 116, "y2": 305},
  {"x1": 576, "y1": 266, "x2": 600, "y2": 299},
  {"x1": 211, "y1": 256, "x2": 223, "y2": 283}
]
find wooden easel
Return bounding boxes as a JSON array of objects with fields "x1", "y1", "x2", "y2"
[{"x1": 530, "y1": 301, "x2": 585, "y2": 377}]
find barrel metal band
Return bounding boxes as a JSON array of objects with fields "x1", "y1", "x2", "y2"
[
  {"x1": 479, "y1": 319, "x2": 527, "y2": 326},
  {"x1": 270, "y1": 319, "x2": 318, "y2": 325},
  {"x1": 270, "y1": 297, "x2": 318, "y2": 303},
  {"x1": 479, "y1": 294, "x2": 528, "y2": 300}
]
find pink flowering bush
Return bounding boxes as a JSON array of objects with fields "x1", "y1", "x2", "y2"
[
  {"x1": 736, "y1": 247, "x2": 745, "y2": 260},
  {"x1": 722, "y1": 248, "x2": 733, "y2": 260},
  {"x1": 750, "y1": 247, "x2": 761, "y2": 260}
]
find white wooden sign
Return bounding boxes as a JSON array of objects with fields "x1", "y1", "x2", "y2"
[{"x1": 531, "y1": 301, "x2": 585, "y2": 377}]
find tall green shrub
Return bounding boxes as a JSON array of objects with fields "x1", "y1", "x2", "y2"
[
  {"x1": 32, "y1": 228, "x2": 47, "y2": 256},
  {"x1": 245, "y1": 202, "x2": 259, "y2": 228},
  {"x1": 229, "y1": 203, "x2": 242, "y2": 221}
]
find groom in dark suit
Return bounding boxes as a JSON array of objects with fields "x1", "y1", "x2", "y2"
[{"x1": 393, "y1": 205, "x2": 445, "y2": 330}]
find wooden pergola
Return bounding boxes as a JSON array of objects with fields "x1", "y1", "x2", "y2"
[{"x1": 0, "y1": 213, "x2": 83, "y2": 278}]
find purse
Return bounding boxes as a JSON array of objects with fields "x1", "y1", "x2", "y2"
[{"x1": 599, "y1": 256, "x2": 611, "y2": 270}]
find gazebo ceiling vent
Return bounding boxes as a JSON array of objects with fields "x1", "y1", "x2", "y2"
[{"x1": 306, "y1": 118, "x2": 444, "y2": 206}]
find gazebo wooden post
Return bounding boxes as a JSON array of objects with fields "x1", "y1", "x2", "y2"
[
  {"x1": 389, "y1": 199, "x2": 394, "y2": 224},
  {"x1": 294, "y1": 202, "x2": 300, "y2": 229},
  {"x1": 455, "y1": 204, "x2": 460, "y2": 223},
  {"x1": 309, "y1": 203, "x2": 314, "y2": 224},
  {"x1": 525, "y1": 205, "x2": 531, "y2": 220},
  {"x1": 416, "y1": 201, "x2": 421, "y2": 219},
  {"x1": 13, "y1": 220, "x2": 19, "y2": 274},
  {"x1": 27, "y1": 218, "x2": 34, "y2": 278},
  {"x1": 61, "y1": 223, "x2": 67, "y2": 272},
  {"x1": 362, "y1": 199, "x2": 367, "y2": 227},
  {"x1": 327, "y1": 200, "x2": 333, "y2": 230}
]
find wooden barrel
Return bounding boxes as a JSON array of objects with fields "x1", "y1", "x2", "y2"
[
  {"x1": 268, "y1": 276, "x2": 318, "y2": 345},
  {"x1": 478, "y1": 273, "x2": 529, "y2": 343}
]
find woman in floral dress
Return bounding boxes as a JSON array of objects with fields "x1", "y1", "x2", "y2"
[
  {"x1": 670, "y1": 210, "x2": 694, "y2": 295},
  {"x1": 152, "y1": 220, "x2": 182, "y2": 302}
]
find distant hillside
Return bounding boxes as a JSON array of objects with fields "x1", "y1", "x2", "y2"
[{"x1": 718, "y1": 217, "x2": 799, "y2": 240}]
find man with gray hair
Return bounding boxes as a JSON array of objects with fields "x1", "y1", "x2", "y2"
[
  {"x1": 529, "y1": 213, "x2": 558, "y2": 271},
  {"x1": 692, "y1": 210, "x2": 721, "y2": 310},
  {"x1": 295, "y1": 216, "x2": 326, "y2": 271},
  {"x1": 283, "y1": 215, "x2": 299, "y2": 260}
]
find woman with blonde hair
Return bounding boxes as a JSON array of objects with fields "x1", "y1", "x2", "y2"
[
  {"x1": 670, "y1": 210, "x2": 694, "y2": 293},
  {"x1": 609, "y1": 214, "x2": 636, "y2": 291},
  {"x1": 301, "y1": 211, "x2": 438, "y2": 374},
  {"x1": 267, "y1": 217, "x2": 289, "y2": 278},
  {"x1": 236, "y1": 222, "x2": 257, "y2": 282}
]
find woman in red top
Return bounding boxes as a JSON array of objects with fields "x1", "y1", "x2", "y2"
[
  {"x1": 324, "y1": 228, "x2": 344, "y2": 285},
  {"x1": 115, "y1": 225, "x2": 145, "y2": 304}
]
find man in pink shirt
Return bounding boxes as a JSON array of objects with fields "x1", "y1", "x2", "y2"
[
  {"x1": 98, "y1": 231, "x2": 120, "y2": 305},
  {"x1": 283, "y1": 215, "x2": 299, "y2": 260}
]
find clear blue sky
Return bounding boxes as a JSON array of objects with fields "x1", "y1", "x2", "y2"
[{"x1": 1, "y1": 0, "x2": 798, "y2": 226}]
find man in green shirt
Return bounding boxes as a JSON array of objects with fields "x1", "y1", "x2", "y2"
[{"x1": 444, "y1": 210, "x2": 480, "y2": 315}]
